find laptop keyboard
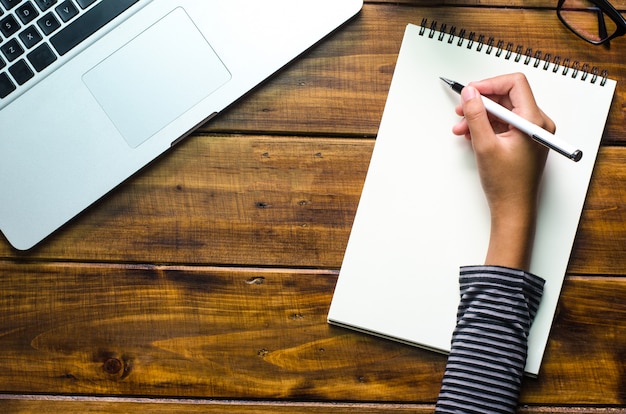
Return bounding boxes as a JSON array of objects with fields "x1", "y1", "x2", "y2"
[{"x1": 0, "y1": 0, "x2": 139, "y2": 100}]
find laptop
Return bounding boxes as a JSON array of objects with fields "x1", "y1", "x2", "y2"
[{"x1": 0, "y1": 0, "x2": 363, "y2": 250}]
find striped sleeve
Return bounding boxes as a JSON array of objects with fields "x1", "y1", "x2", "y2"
[{"x1": 435, "y1": 265, "x2": 545, "y2": 414}]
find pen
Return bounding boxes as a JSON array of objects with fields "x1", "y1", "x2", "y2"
[{"x1": 440, "y1": 77, "x2": 582, "y2": 162}]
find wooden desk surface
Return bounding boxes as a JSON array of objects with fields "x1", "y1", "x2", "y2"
[{"x1": 1, "y1": 1, "x2": 625, "y2": 413}]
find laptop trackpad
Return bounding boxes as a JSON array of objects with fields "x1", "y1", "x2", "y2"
[{"x1": 83, "y1": 7, "x2": 231, "y2": 148}]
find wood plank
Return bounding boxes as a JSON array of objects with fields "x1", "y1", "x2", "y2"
[
  {"x1": 2, "y1": 137, "x2": 626, "y2": 276},
  {"x1": 374, "y1": 0, "x2": 626, "y2": 7},
  {"x1": 1, "y1": 396, "x2": 625, "y2": 414},
  {"x1": 0, "y1": 263, "x2": 625, "y2": 406},
  {"x1": 571, "y1": 149, "x2": 626, "y2": 275},
  {"x1": 206, "y1": 5, "x2": 626, "y2": 143},
  {"x1": 0, "y1": 397, "x2": 430, "y2": 414},
  {"x1": 0, "y1": 136, "x2": 371, "y2": 265}
]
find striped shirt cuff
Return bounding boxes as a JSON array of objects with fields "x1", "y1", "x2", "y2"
[{"x1": 435, "y1": 265, "x2": 545, "y2": 414}]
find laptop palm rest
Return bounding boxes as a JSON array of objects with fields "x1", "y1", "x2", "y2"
[{"x1": 82, "y1": 7, "x2": 231, "y2": 148}]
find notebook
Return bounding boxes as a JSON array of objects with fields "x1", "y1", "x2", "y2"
[
  {"x1": 0, "y1": 0, "x2": 363, "y2": 250},
  {"x1": 328, "y1": 20, "x2": 616, "y2": 376}
]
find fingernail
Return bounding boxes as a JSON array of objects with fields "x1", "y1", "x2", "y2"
[{"x1": 461, "y1": 85, "x2": 478, "y2": 102}]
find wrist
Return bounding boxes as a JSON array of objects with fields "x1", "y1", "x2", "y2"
[{"x1": 485, "y1": 204, "x2": 537, "y2": 271}]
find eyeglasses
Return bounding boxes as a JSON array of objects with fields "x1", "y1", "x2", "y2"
[{"x1": 557, "y1": 0, "x2": 626, "y2": 45}]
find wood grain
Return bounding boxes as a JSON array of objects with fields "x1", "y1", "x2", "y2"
[
  {"x1": 376, "y1": 0, "x2": 626, "y2": 7},
  {"x1": 2, "y1": 137, "x2": 626, "y2": 276},
  {"x1": 1, "y1": 397, "x2": 625, "y2": 414},
  {"x1": 206, "y1": 5, "x2": 626, "y2": 143},
  {"x1": 0, "y1": 264, "x2": 625, "y2": 406},
  {"x1": 0, "y1": 135, "x2": 370, "y2": 265},
  {"x1": 1, "y1": 1, "x2": 626, "y2": 412},
  {"x1": 0, "y1": 397, "x2": 432, "y2": 414}
]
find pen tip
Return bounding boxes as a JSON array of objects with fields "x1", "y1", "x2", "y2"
[{"x1": 439, "y1": 77, "x2": 452, "y2": 85}]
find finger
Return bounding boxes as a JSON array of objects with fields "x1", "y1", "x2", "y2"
[
  {"x1": 455, "y1": 104, "x2": 464, "y2": 117},
  {"x1": 452, "y1": 118, "x2": 469, "y2": 136},
  {"x1": 471, "y1": 73, "x2": 534, "y2": 105},
  {"x1": 538, "y1": 108, "x2": 556, "y2": 133},
  {"x1": 472, "y1": 73, "x2": 548, "y2": 127},
  {"x1": 461, "y1": 85, "x2": 497, "y2": 151}
]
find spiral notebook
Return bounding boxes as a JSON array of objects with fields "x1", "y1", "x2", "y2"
[{"x1": 328, "y1": 21, "x2": 616, "y2": 376}]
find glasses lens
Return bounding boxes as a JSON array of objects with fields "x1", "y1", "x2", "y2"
[{"x1": 559, "y1": 0, "x2": 618, "y2": 43}]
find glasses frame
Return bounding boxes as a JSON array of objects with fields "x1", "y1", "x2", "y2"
[{"x1": 557, "y1": 0, "x2": 626, "y2": 45}]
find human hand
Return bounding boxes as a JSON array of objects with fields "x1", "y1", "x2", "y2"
[{"x1": 453, "y1": 73, "x2": 552, "y2": 270}]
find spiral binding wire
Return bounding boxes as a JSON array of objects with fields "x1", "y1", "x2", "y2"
[{"x1": 419, "y1": 19, "x2": 609, "y2": 86}]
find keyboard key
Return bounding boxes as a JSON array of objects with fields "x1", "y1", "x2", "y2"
[
  {"x1": 0, "y1": 0, "x2": 21, "y2": 11},
  {"x1": 33, "y1": 0, "x2": 57, "y2": 12},
  {"x1": 16, "y1": 2, "x2": 40, "y2": 24},
  {"x1": 50, "y1": 0, "x2": 138, "y2": 56},
  {"x1": 37, "y1": 12, "x2": 60, "y2": 35},
  {"x1": 8, "y1": 59, "x2": 34, "y2": 85},
  {"x1": 19, "y1": 25, "x2": 43, "y2": 49},
  {"x1": 27, "y1": 42, "x2": 56, "y2": 71},
  {"x1": 0, "y1": 14, "x2": 20, "y2": 37},
  {"x1": 75, "y1": 0, "x2": 96, "y2": 9},
  {"x1": 0, "y1": 71, "x2": 16, "y2": 98},
  {"x1": 55, "y1": 0, "x2": 78, "y2": 22},
  {"x1": 0, "y1": 56, "x2": 4, "y2": 69},
  {"x1": 1, "y1": 38, "x2": 24, "y2": 62}
]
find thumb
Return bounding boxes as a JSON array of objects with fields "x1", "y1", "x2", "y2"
[{"x1": 461, "y1": 85, "x2": 496, "y2": 149}]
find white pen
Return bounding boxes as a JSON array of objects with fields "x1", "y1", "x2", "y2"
[{"x1": 440, "y1": 77, "x2": 582, "y2": 162}]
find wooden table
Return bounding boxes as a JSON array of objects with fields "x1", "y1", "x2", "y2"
[{"x1": 1, "y1": 1, "x2": 625, "y2": 412}]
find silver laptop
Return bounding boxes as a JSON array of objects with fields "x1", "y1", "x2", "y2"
[{"x1": 0, "y1": 0, "x2": 363, "y2": 250}]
